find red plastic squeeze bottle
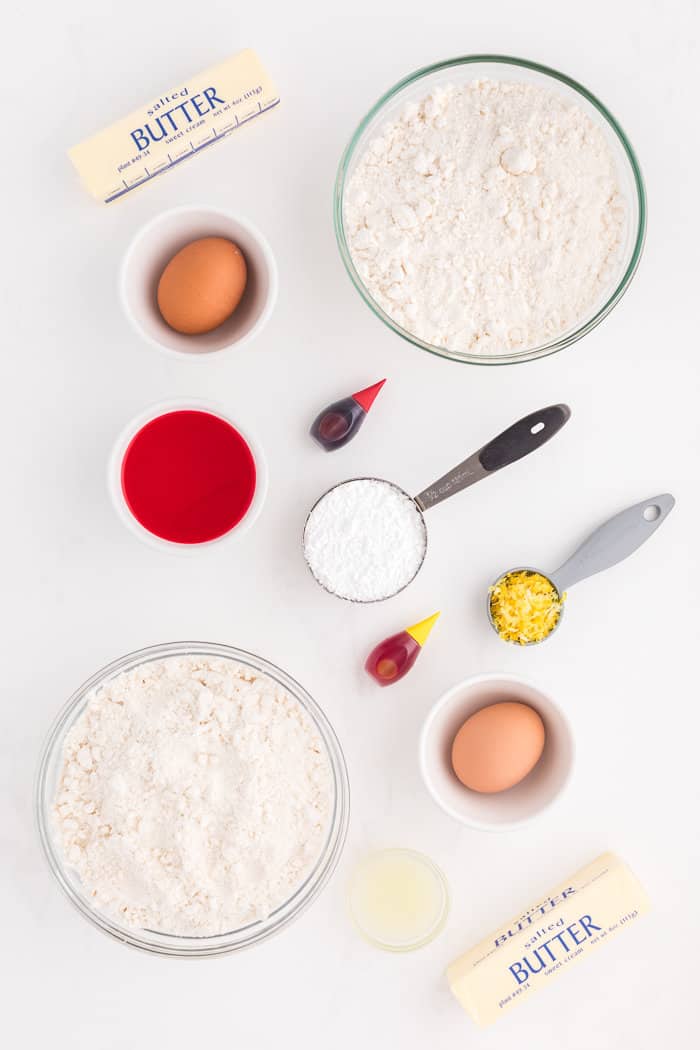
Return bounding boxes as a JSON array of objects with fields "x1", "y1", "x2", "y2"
[
  {"x1": 310, "y1": 379, "x2": 386, "y2": 451},
  {"x1": 365, "y1": 613, "x2": 440, "y2": 687}
]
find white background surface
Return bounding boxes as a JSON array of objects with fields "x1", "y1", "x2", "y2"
[{"x1": 3, "y1": 1, "x2": 698, "y2": 1046}]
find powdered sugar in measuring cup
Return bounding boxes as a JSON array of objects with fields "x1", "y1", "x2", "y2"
[
  {"x1": 303, "y1": 405, "x2": 571, "y2": 604},
  {"x1": 303, "y1": 478, "x2": 427, "y2": 602}
]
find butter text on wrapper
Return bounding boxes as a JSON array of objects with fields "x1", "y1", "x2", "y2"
[
  {"x1": 69, "y1": 50, "x2": 279, "y2": 203},
  {"x1": 446, "y1": 853, "x2": 649, "y2": 1027}
]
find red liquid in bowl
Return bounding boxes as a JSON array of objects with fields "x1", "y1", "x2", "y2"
[{"x1": 121, "y1": 410, "x2": 257, "y2": 544}]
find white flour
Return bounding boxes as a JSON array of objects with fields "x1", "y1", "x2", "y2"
[
  {"x1": 53, "y1": 655, "x2": 332, "y2": 936},
  {"x1": 304, "y1": 479, "x2": 426, "y2": 602},
  {"x1": 345, "y1": 78, "x2": 626, "y2": 356}
]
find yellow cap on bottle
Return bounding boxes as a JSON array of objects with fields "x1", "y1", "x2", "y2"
[{"x1": 405, "y1": 612, "x2": 441, "y2": 648}]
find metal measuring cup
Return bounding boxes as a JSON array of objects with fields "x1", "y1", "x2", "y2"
[
  {"x1": 488, "y1": 493, "x2": 676, "y2": 644},
  {"x1": 303, "y1": 404, "x2": 571, "y2": 603}
]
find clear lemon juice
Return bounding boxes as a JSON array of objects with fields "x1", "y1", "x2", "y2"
[{"x1": 348, "y1": 848, "x2": 449, "y2": 951}]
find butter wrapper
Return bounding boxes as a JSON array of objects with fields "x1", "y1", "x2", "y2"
[
  {"x1": 69, "y1": 49, "x2": 279, "y2": 203},
  {"x1": 447, "y1": 852, "x2": 650, "y2": 1027}
]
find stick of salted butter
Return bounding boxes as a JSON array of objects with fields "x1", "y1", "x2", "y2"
[
  {"x1": 69, "y1": 49, "x2": 279, "y2": 203},
  {"x1": 447, "y1": 853, "x2": 649, "y2": 1028}
]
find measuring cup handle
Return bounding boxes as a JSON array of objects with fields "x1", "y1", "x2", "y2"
[
  {"x1": 550, "y1": 494, "x2": 676, "y2": 594},
  {"x1": 478, "y1": 404, "x2": 571, "y2": 472},
  {"x1": 414, "y1": 404, "x2": 570, "y2": 512}
]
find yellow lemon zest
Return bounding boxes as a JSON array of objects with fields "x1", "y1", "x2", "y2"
[{"x1": 489, "y1": 570, "x2": 565, "y2": 645}]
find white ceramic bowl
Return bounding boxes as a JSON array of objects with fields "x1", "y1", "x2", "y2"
[
  {"x1": 120, "y1": 205, "x2": 278, "y2": 357},
  {"x1": 419, "y1": 673, "x2": 574, "y2": 831},
  {"x1": 108, "y1": 398, "x2": 268, "y2": 552}
]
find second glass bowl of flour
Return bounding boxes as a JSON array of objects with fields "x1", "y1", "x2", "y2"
[
  {"x1": 35, "y1": 642, "x2": 349, "y2": 957},
  {"x1": 335, "y1": 55, "x2": 646, "y2": 365}
]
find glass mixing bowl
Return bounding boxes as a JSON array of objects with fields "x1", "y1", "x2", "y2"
[
  {"x1": 334, "y1": 55, "x2": 646, "y2": 366},
  {"x1": 35, "y1": 641, "x2": 350, "y2": 957}
]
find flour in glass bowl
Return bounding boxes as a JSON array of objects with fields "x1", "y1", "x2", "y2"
[
  {"x1": 344, "y1": 78, "x2": 627, "y2": 356},
  {"x1": 52, "y1": 656, "x2": 333, "y2": 937}
]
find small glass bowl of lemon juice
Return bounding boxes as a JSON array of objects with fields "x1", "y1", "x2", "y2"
[{"x1": 348, "y1": 848, "x2": 450, "y2": 952}]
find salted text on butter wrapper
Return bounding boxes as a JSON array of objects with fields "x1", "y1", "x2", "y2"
[
  {"x1": 69, "y1": 50, "x2": 279, "y2": 203},
  {"x1": 447, "y1": 852, "x2": 650, "y2": 1027}
]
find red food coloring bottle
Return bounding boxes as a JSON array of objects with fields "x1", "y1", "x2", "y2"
[
  {"x1": 310, "y1": 379, "x2": 386, "y2": 451},
  {"x1": 365, "y1": 613, "x2": 440, "y2": 687}
]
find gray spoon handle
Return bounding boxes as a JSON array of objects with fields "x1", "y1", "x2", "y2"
[
  {"x1": 414, "y1": 404, "x2": 571, "y2": 512},
  {"x1": 550, "y1": 494, "x2": 676, "y2": 594}
]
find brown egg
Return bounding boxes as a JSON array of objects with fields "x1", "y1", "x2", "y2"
[
  {"x1": 157, "y1": 237, "x2": 247, "y2": 335},
  {"x1": 451, "y1": 701, "x2": 545, "y2": 793}
]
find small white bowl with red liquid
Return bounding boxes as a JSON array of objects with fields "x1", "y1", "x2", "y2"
[{"x1": 108, "y1": 399, "x2": 268, "y2": 551}]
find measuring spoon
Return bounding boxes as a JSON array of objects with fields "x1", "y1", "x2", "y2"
[
  {"x1": 303, "y1": 404, "x2": 571, "y2": 603},
  {"x1": 488, "y1": 493, "x2": 676, "y2": 644}
]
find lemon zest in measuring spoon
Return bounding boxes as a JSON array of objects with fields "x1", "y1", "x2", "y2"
[{"x1": 489, "y1": 570, "x2": 565, "y2": 644}]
